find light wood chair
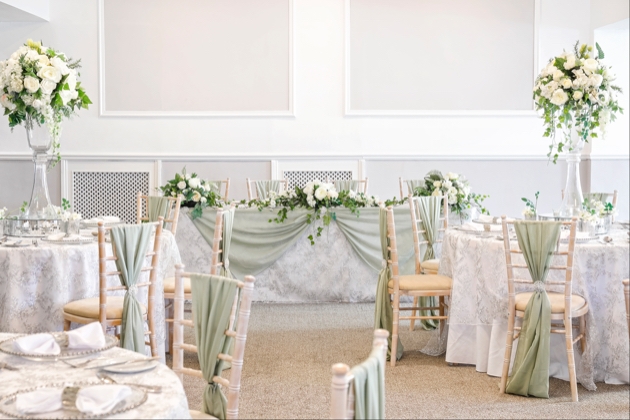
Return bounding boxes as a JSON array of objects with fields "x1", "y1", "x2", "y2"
[
  {"x1": 562, "y1": 189, "x2": 618, "y2": 207},
  {"x1": 173, "y1": 263, "x2": 255, "y2": 420},
  {"x1": 62, "y1": 218, "x2": 164, "y2": 357},
  {"x1": 386, "y1": 206, "x2": 453, "y2": 366},
  {"x1": 165, "y1": 208, "x2": 224, "y2": 353},
  {"x1": 399, "y1": 178, "x2": 424, "y2": 200},
  {"x1": 326, "y1": 177, "x2": 369, "y2": 194},
  {"x1": 623, "y1": 279, "x2": 629, "y2": 339},
  {"x1": 499, "y1": 216, "x2": 588, "y2": 402},
  {"x1": 408, "y1": 195, "x2": 449, "y2": 331},
  {"x1": 246, "y1": 178, "x2": 288, "y2": 200},
  {"x1": 330, "y1": 329, "x2": 388, "y2": 420},
  {"x1": 137, "y1": 192, "x2": 182, "y2": 235}
]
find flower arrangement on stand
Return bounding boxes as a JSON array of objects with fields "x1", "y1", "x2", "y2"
[
  {"x1": 533, "y1": 41, "x2": 623, "y2": 163},
  {"x1": 412, "y1": 170, "x2": 489, "y2": 221},
  {"x1": 160, "y1": 168, "x2": 221, "y2": 219}
]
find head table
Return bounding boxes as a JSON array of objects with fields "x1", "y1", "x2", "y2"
[
  {"x1": 0, "y1": 333, "x2": 191, "y2": 419},
  {"x1": 0, "y1": 231, "x2": 182, "y2": 362},
  {"x1": 440, "y1": 227, "x2": 629, "y2": 390}
]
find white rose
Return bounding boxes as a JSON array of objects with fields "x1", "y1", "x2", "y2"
[
  {"x1": 177, "y1": 181, "x2": 186, "y2": 190},
  {"x1": 560, "y1": 78, "x2": 572, "y2": 89},
  {"x1": 188, "y1": 178, "x2": 200, "y2": 189},
  {"x1": 37, "y1": 54, "x2": 50, "y2": 67},
  {"x1": 32, "y1": 99, "x2": 43, "y2": 109},
  {"x1": 306, "y1": 196, "x2": 316, "y2": 207},
  {"x1": 550, "y1": 89, "x2": 569, "y2": 106},
  {"x1": 314, "y1": 187, "x2": 328, "y2": 200},
  {"x1": 59, "y1": 89, "x2": 74, "y2": 105},
  {"x1": 65, "y1": 71, "x2": 77, "y2": 91},
  {"x1": 25, "y1": 49, "x2": 39, "y2": 61},
  {"x1": 39, "y1": 79, "x2": 56, "y2": 95},
  {"x1": 327, "y1": 190, "x2": 338, "y2": 199},
  {"x1": 589, "y1": 74, "x2": 603, "y2": 87},
  {"x1": 0, "y1": 93, "x2": 15, "y2": 110},
  {"x1": 23, "y1": 76, "x2": 40, "y2": 93},
  {"x1": 573, "y1": 91, "x2": 583, "y2": 100},
  {"x1": 37, "y1": 65, "x2": 62, "y2": 82},
  {"x1": 552, "y1": 69, "x2": 564, "y2": 81},
  {"x1": 192, "y1": 191, "x2": 201, "y2": 202},
  {"x1": 50, "y1": 56, "x2": 70, "y2": 76},
  {"x1": 303, "y1": 183, "x2": 314, "y2": 195},
  {"x1": 433, "y1": 181, "x2": 441, "y2": 188},
  {"x1": 9, "y1": 77, "x2": 23, "y2": 93},
  {"x1": 442, "y1": 180, "x2": 452, "y2": 189},
  {"x1": 348, "y1": 190, "x2": 356, "y2": 199},
  {"x1": 431, "y1": 189, "x2": 442, "y2": 197},
  {"x1": 563, "y1": 54, "x2": 576, "y2": 70},
  {"x1": 185, "y1": 173, "x2": 191, "y2": 180},
  {"x1": 448, "y1": 194, "x2": 457, "y2": 204},
  {"x1": 582, "y1": 58, "x2": 598, "y2": 73}
]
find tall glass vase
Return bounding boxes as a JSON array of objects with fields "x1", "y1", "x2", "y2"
[
  {"x1": 559, "y1": 129, "x2": 585, "y2": 217},
  {"x1": 23, "y1": 116, "x2": 57, "y2": 221}
]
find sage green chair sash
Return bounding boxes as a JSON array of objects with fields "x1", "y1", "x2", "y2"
[
  {"x1": 374, "y1": 208, "x2": 404, "y2": 361},
  {"x1": 206, "y1": 181, "x2": 223, "y2": 195},
  {"x1": 406, "y1": 180, "x2": 424, "y2": 195},
  {"x1": 147, "y1": 196, "x2": 170, "y2": 222},
  {"x1": 350, "y1": 347, "x2": 386, "y2": 420},
  {"x1": 191, "y1": 274, "x2": 240, "y2": 418},
  {"x1": 110, "y1": 224, "x2": 153, "y2": 353},
  {"x1": 220, "y1": 207, "x2": 235, "y2": 279},
  {"x1": 416, "y1": 196, "x2": 441, "y2": 261},
  {"x1": 505, "y1": 221, "x2": 561, "y2": 399},
  {"x1": 334, "y1": 180, "x2": 359, "y2": 192},
  {"x1": 255, "y1": 180, "x2": 281, "y2": 200}
]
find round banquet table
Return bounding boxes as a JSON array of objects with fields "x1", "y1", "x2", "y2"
[
  {"x1": 0, "y1": 231, "x2": 182, "y2": 362},
  {"x1": 0, "y1": 333, "x2": 191, "y2": 419},
  {"x1": 440, "y1": 227, "x2": 629, "y2": 390}
]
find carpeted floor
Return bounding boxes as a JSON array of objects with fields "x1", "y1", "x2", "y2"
[{"x1": 166, "y1": 303, "x2": 630, "y2": 419}]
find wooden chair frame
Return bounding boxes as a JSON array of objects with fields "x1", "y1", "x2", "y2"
[
  {"x1": 246, "y1": 178, "x2": 288, "y2": 200},
  {"x1": 330, "y1": 329, "x2": 388, "y2": 420},
  {"x1": 63, "y1": 217, "x2": 164, "y2": 357},
  {"x1": 408, "y1": 195, "x2": 449, "y2": 331},
  {"x1": 165, "y1": 208, "x2": 224, "y2": 353},
  {"x1": 399, "y1": 177, "x2": 425, "y2": 200},
  {"x1": 499, "y1": 216, "x2": 588, "y2": 402},
  {"x1": 386, "y1": 206, "x2": 452, "y2": 366},
  {"x1": 623, "y1": 279, "x2": 629, "y2": 339},
  {"x1": 207, "y1": 178, "x2": 230, "y2": 201},
  {"x1": 326, "y1": 177, "x2": 369, "y2": 194},
  {"x1": 172, "y1": 263, "x2": 255, "y2": 420},
  {"x1": 137, "y1": 192, "x2": 182, "y2": 235}
]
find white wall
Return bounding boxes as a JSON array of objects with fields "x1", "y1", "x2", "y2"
[{"x1": 0, "y1": 0, "x2": 628, "y2": 218}]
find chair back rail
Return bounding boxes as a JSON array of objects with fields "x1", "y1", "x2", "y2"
[
  {"x1": 136, "y1": 192, "x2": 182, "y2": 235},
  {"x1": 326, "y1": 177, "x2": 369, "y2": 194},
  {"x1": 246, "y1": 178, "x2": 289, "y2": 200},
  {"x1": 172, "y1": 263, "x2": 255, "y2": 420}
]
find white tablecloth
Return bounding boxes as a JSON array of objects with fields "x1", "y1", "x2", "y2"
[
  {"x1": 0, "y1": 231, "x2": 181, "y2": 361},
  {"x1": 0, "y1": 333, "x2": 190, "y2": 419},
  {"x1": 441, "y1": 227, "x2": 630, "y2": 389}
]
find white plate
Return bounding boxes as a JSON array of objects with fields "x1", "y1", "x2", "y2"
[
  {"x1": 42, "y1": 236, "x2": 94, "y2": 245},
  {"x1": 102, "y1": 360, "x2": 159, "y2": 374},
  {"x1": 1, "y1": 242, "x2": 30, "y2": 247},
  {"x1": 82, "y1": 217, "x2": 122, "y2": 228}
]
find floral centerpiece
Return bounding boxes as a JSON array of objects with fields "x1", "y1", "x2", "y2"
[
  {"x1": 0, "y1": 39, "x2": 92, "y2": 163},
  {"x1": 578, "y1": 198, "x2": 615, "y2": 235},
  {"x1": 521, "y1": 191, "x2": 539, "y2": 220},
  {"x1": 160, "y1": 168, "x2": 221, "y2": 218},
  {"x1": 248, "y1": 181, "x2": 380, "y2": 244},
  {"x1": 533, "y1": 42, "x2": 622, "y2": 163},
  {"x1": 412, "y1": 170, "x2": 489, "y2": 221}
]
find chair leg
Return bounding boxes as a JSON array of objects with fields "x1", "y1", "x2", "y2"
[
  {"x1": 391, "y1": 292, "x2": 401, "y2": 367},
  {"x1": 409, "y1": 297, "x2": 419, "y2": 331},
  {"x1": 439, "y1": 296, "x2": 445, "y2": 336},
  {"x1": 63, "y1": 319, "x2": 71, "y2": 331},
  {"x1": 499, "y1": 306, "x2": 516, "y2": 394},
  {"x1": 564, "y1": 316, "x2": 579, "y2": 402},
  {"x1": 578, "y1": 315, "x2": 587, "y2": 353},
  {"x1": 166, "y1": 300, "x2": 174, "y2": 354}
]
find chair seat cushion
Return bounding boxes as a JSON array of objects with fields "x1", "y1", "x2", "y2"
[
  {"x1": 163, "y1": 277, "x2": 191, "y2": 293},
  {"x1": 420, "y1": 259, "x2": 440, "y2": 273},
  {"x1": 63, "y1": 296, "x2": 146, "y2": 320},
  {"x1": 189, "y1": 409, "x2": 217, "y2": 419},
  {"x1": 388, "y1": 274, "x2": 452, "y2": 291},
  {"x1": 515, "y1": 292, "x2": 586, "y2": 313}
]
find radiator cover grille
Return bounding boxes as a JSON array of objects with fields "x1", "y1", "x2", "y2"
[{"x1": 284, "y1": 170, "x2": 352, "y2": 189}]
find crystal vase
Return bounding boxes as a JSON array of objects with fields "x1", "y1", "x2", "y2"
[
  {"x1": 559, "y1": 129, "x2": 585, "y2": 217},
  {"x1": 23, "y1": 116, "x2": 57, "y2": 221}
]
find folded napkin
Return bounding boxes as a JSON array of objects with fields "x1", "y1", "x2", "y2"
[
  {"x1": 13, "y1": 333, "x2": 60, "y2": 355},
  {"x1": 76, "y1": 385, "x2": 132, "y2": 415},
  {"x1": 67, "y1": 322, "x2": 106, "y2": 350},
  {"x1": 459, "y1": 223, "x2": 484, "y2": 232},
  {"x1": 15, "y1": 388, "x2": 63, "y2": 414},
  {"x1": 47, "y1": 233, "x2": 66, "y2": 241},
  {"x1": 476, "y1": 215, "x2": 496, "y2": 224}
]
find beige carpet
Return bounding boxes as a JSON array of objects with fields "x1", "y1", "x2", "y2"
[{"x1": 166, "y1": 303, "x2": 630, "y2": 419}]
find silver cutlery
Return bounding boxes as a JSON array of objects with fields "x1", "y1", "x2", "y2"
[
  {"x1": 86, "y1": 356, "x2": 160, "y2": 370},
  {"x1": 61, "y1": 386, "x2": 80, "y2": 411},
  {"x1": 96, "y1": 371, "x2": 162, "y2": 393},
  {"x1": 61, "y1": 356, "x2": 108, "y2": 369}
]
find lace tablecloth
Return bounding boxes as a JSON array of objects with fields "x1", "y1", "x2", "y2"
[
  {"x1": 0, "y1": 231, "x2": 181, "y2": 361},
  {"x1": 441, "y1": 228, "x2": 630, "y2": 389},
  {"x1": 0, "y1": 333, "x2": 190, "y2": 419}
]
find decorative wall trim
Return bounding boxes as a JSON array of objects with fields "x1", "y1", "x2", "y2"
[
  {"x1": 97, "y1": 0, "x2": 295, "y2": 117},
  {"x1": 344, "y1": 0, "x2": 541, "y2": 116}
]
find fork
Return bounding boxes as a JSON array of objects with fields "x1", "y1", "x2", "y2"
[{"x1": 61, "y1": 356, "x2": 107, "y2": 368}]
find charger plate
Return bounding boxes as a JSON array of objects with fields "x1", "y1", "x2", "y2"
[
  {"x1": 0, "y1": 334, "x2": 118, "y2": 360},
  {"x1": 0, "y1": 382, "x2": 146, "y2": 420}
]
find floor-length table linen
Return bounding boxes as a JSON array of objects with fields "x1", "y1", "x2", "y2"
[
  {"x1": 0, "y1": 231, "x2": 181, "y2": 362},
  {"x1": 0, "y1": 332, "x2": 190, "y2": 419},
  {"x1": 441, "y1": 228, "x2": 630, "y2": 389}
]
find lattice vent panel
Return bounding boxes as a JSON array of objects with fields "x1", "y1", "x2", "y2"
[
  {"x1": 284, "y1": 170, "x2": 353, "y2": 189},
  {"x1": 73, "y1": 171, "x2": 149, "y2": 224}
]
